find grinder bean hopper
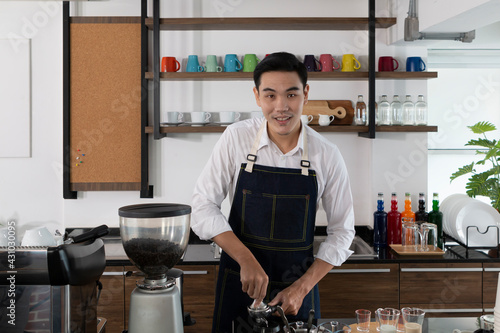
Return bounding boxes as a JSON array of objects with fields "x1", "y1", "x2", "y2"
[{"x1": 119, "y1": 204, "x2": 191, "y2": 333}]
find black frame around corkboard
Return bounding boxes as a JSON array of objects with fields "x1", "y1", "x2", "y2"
[{"x1": 64, "y1": 14, "x2": 143, "y2": 196}]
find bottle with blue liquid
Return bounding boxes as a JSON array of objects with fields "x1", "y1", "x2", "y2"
[{"x1": 373, "y1": 192, "x2": 388, "y2": 248}]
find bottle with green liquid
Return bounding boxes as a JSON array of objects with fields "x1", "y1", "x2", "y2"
[{"x1": 428, "y1": 193, "x2": 443, "y2": 248}]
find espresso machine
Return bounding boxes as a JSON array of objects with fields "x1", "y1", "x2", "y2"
[{"x1": 118, "y1": 203, "x2": 191, "y2": 333}]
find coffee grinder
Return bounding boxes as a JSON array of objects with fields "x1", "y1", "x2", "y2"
[{"x1": 119, "y1": 204, "x2": 191, "y2": 333}]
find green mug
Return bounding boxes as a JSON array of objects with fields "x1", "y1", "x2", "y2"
[
  {"x1": 243, "y1": 54, "x2": 260, "y2": 72},
  {"x1": 205, "y1": 55, "x2": 222, "y2": 72}
]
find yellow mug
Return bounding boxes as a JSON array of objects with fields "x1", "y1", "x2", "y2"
[{"x1": 341, "y1": 54, "x2": 361, "y2": 72}]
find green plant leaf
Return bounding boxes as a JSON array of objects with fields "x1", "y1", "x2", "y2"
[
  {"x1": 450, "y1": 162, "x2": 475, "y2": 181},
  {"x1": 465, "y1": 172, "x2": 492, "y2": 197},
  {"x1": 465, "y1": 138, "x2": 496, "y2": 149},
  {"x1": 468, "y1": 121, "x2": 496, "y2": 134},
  {"x1": 489, "y1": 186, "x2": 500, "y2": 211}
]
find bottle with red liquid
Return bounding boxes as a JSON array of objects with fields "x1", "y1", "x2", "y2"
[{"x1": 387, "y1": 192, "x2": 401, "y2": 244}]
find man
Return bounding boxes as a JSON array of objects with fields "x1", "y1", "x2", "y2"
[{"x1": 191, "y1": 52, "x2": 355, "y2": 333}]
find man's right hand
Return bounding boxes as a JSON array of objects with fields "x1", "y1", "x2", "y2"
[
  {"x1": 212, "y1": 231, "x2": 269, "y2": 302},
  {"x1": 239, "y1": 253, "x2": 268, "y2": 302}
]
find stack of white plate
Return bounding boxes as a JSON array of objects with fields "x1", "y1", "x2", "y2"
[{"x1": 440, "y1": 194, "x2": 500, "y2": 247}]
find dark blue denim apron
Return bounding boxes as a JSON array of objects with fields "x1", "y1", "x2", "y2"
[{"x1": 212, "y1": 121, "x2": 320, "y2": 333}]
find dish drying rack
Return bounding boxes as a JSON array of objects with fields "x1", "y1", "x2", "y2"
[{"x1": 443, "y1": 225, "x2": 500, "y2": 258}]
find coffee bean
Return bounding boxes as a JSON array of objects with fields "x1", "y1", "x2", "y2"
[{"x1": 123, "y1": 238, "x2": 184, "y2": 277}]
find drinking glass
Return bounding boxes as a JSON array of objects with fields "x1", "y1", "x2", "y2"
[
  {"x1": 355, "y1": 309, "x2": 371, "y2": 332},
  {"x1": 402, "y1": 221, "x2": 419, "y2": 251},
  {"x1": 420, "y1": 223, "x2": 438, "y2": 251},
  {"x1": 376, "y1": 308, "x2": 400, "y2": 333},
  {"x1": 401, "y1": 308, "x2": 425, "y2": 333}
]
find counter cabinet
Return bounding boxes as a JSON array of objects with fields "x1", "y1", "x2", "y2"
[
  {"x1": 97, "y1": 261, "x2": 500, "y2": 332},
  {"x1": 318, "y1": 263, "x2": 399, "y2": 318},
  {"x1": 400, "y1": 263, "x2": 484, "y2": 318}
]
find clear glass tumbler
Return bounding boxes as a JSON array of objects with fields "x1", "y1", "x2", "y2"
[
  {"x1": 402, "y1": 221, "x2": 419, "y2": 251},
  {"x1": 401, "y1": 308, "x2": 425, "y2": 333},
  {"x1": 420, "y1": 223, "x2": 438, "y2": 251},
  {"x1": 355, "y1": 309, "x2": 371, "y2": 332},
  {"x1": 376, "y1": 308, "x2": 400, "y2": 333}
]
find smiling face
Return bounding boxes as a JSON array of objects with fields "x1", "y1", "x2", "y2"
[{"x1": 253, "y1": 71, "x2": 309, "y2": 146}]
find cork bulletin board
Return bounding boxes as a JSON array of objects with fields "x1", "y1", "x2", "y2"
[{"x1": 69, "y1": 19, "x2": 141, "y2": 190}]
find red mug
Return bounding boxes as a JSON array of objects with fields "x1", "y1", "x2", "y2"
[
  {"x1": 319, "y1": 54, "x2": 340, "y2": 72},
  {"x1": 161, "y1": 56, "x2": 181, "y2": 72},
  {"x1": 378, "y1": 56, "x2": 399, "y2": 72}
]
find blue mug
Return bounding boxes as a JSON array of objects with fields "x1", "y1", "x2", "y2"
[
  {"x1": 224, "y1": 54, "x2": 243, "y2": 72},
  {"x1": 186, "y1": 55, "x2": 204, "y2": 72},
  {"x1": 406, "y1": 56, "x2": 426, "y2": 72}
]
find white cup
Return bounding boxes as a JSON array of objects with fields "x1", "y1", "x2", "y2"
[
  {"x1": 166, "y1": 112, "x2": 183, "y2": 124},
  {"x1": 318, "y1": 114, "x2": 334, "y2": 126},
  {"x1": 0, "y1": 228, "x2": 9, "y2": 246},
  {"x1": 191, "y1": 111, "x2": 211, "y2": 124},
  {"x1": 301, "y1": 114, "x2": 313, "y2": 124},
  {"x1": 219, "y1": 111, "x2": 241, "y2": 124},
  {"x1": 21, "y1": 226, "x2": 56, "y2": 246},
  {"x1": 251, "y1": 111, "x2": 263, "y2": 118}
]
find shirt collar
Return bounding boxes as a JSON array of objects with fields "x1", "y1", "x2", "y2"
[{"x1": 258, "y1": 119, "x2": 305, "y2": 155}]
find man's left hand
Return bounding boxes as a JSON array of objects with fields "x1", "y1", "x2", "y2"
[{"x1": 268, "y1": 282, "x2": 308, "y2": 316}]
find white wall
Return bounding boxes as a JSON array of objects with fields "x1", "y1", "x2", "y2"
[{"x1": 0, "y1": 0, "x2": 431, "y2": 239}]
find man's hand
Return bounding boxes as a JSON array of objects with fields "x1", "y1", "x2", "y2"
[
  {"x1": 268, "y1": 258, "x2": 334, "y2": 315},
  {"x1": 268, "y1": 282, "x2": 308, "y2": 315},
  {"x1": 213, "y1": 231, "x2": 269, "y2": 303},
  {"x1": 240, "y1": 255, "x2": 268, "y2": 303}
]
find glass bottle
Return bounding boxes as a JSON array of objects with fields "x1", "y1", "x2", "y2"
[
  {"x1": 401, "y1": 192, "x2": 415, "y2": 224},
  {"x1": 387, "y1": 193, "x2": 402, "y2": 244},
  {"x1": 414, "y1": 95, "x2": 428, "y2": 125},
  {"x1": 414, "y1": 192, "x2": 429, "y2": 222},
  {"x1": 402, "y1": 95, "x2": 415, "y2": 126},
  {"x1": 373, "y1": 193, "x2": 388, "y2": 248},
  {"x1": 355, "y1": 95, "x2": 367, "y2": 125},
  {"x1": 428, "y1": 193, "x2": 444, "y2": 249},
  {"x1": 378, "y1": 95, "x2": 391, "y2": 125},
  {"x1": 391, "y1": 95, "x2": 403, "y2": 125}
]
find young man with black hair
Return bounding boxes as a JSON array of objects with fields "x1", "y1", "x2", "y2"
[{"x1": 191, "y1": 52, "x2": 355, "y2": 333}]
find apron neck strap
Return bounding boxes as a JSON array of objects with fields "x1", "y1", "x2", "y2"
[{"x1": 245, "y1": 120, "x2": 311, "y2": 176}]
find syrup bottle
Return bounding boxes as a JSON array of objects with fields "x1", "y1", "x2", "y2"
[
  {"x1": 387, "y1": 193, "x2": 402, "y2": 244},
  {"x1": 373, "y1": 193, "x2": 388, "y2": 248},
  {"x1": 401, "y1": 192, "x2": 415, "y2": 224},
  {"x1": 428, "y1": 193, "x2": 444, "y2": 249},
  {"x1": 414, "y1": 192, "x2": 429, "y2": 222}
]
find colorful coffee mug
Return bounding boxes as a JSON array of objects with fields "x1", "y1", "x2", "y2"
[
  {"x1": 378, "y1": 56, "x2": 399, "y2": 72},
  {"x1": 186, "y1": 55, "x2": 204, "y2": 72},
  {"x1": 319, "y1": 54, "x2": 340, "y2": 72},
  {"x1": 224, "y1": 54, "x2": 243, "y2": 72},
  {"x1": 303, "y1": 55, "x2": 322, "y2": 72},
  {"x1": 243, "y1": 54, "x2": 260, "y2": 72},
  {"x1": 162, "y1": 57, "x2": 181, "y2": 72},
  {"x1": 406, "y1": 57, "x2": 426, "y2": 72},
  {"x1": 341, "y1": 54, "x2": 361, "y2": 72},
  {"x1": 205, "y1": 55, "x2": 222, "y2": 72}
]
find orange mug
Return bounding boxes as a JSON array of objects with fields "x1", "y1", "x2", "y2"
[{"x1": 161, "y1": 56, "x2": 180, "y2": 72}]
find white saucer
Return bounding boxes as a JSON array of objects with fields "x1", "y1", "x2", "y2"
[
  {"x1": 214, "y1": 122, "x2": 234, "y2": 126},
  {"x1": 161, "y1": 122, "x2": 184, "y2": 126},
  {"x1": 186, "y1": 122, "x2": 209, "y2": 127}
]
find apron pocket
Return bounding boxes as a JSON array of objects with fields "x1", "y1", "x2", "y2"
[{"x1": 241, "y1": 190, "x2": 310, "y2": 242}]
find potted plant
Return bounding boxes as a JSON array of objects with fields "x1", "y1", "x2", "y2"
[{"x1": 450, "y1": 121, "x2": 500, "y2": 211}]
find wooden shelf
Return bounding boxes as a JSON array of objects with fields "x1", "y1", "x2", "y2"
[
  {"x1": 145, "y1": 17, "x2": 397, "y2": 31},
  {"x1": 145, "y1": 71, "x2": 438, "y2": 80},
  {"x1": 70, "y1": 182, "x2": 141, "y2": 191},
  {"x1": 145, "y1": 125, "x2": 437, "y2": 134}
]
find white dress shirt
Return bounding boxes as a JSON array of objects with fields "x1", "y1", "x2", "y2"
[{"x1": 191, "y1": 117, "x2": 355, "y2": 266}]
